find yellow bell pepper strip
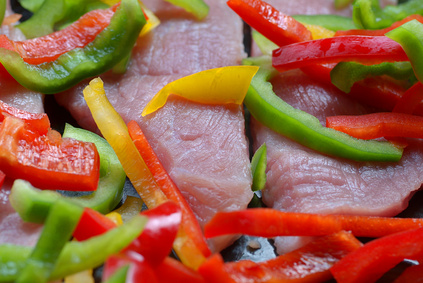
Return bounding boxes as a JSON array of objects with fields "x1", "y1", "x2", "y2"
[
  {"x1": 243, "y1": 59, "x2": 403, "y2": 162},
  {"x1": 15, "y1": 198, "x2": 83, "y2": 283},
  {"x1": 386, "y1": 20, "x2": 423, "y2": 84},
  {"x1": 0, "y1": 0, "x2": 146, "y2": 94},
  {"x1": 83, "y1": 77, "x2": 166, "y2": 209},
  {"x1": 164, "y1": 0, "x2": 209, "y2": 20},
  {"x1": 303, "y1": 23, "x2": 336, "y2": 39},
  {"x1": 251, "y1": 143, "x2": 266, "y2": 191},
  {"x1": 142, "y1": 66, "x2": 259, "y2": 116}
]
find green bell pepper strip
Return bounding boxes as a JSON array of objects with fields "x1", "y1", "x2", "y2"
[
  {"x1": 15, "y1": 199, "x2": 83, "y2": 283},
  {"x1": 0, "y1": 0, "x2": 5, "y2": 27},
  {"x1": 164, "y1": 0, "x2": 209, "y2": 20},
  {"x1": 292, "y1": 14, "x2": 356, "y2": 31},
  {"x1": 17, "y1": 0, "x2": 108, "y2": 39},
  {"x1": 0, "y1": 214, "x2": 147, "y2": 281},
  {"x1": 243, "y1": 57, "x2": 403, "y2": 162},
  {"x1": 330, "y1": 61, "x2": 416, "y2": 93},
  {"x1": 251, "y1": 143, "x2": 267, "y2": 191},
  {"x1": 103, "y1": 266, "x2": 130, "y2": 283},
  {"x1": 386, "y1": 20, "x2": 423, "y2": 84},
  {"x1": 1, "y1": 0, "x2": 145, "y2": 94},
  {"x1": 353, "y1": 0, "x2": 423, "y2": 30},
  {"x1": 9, "y1": 125, "x2": 125, "y2": 223},
  {"x1": 18, "y1": 0, "x2": 44, "y2": 13}
]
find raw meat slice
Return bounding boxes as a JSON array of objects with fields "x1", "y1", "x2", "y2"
[
  {"x1": 251, "y1": 70, "x2": 423, "y2": 254},
  {"x1": 55, "y1": 0, "x2": 253, "y2": 251}
]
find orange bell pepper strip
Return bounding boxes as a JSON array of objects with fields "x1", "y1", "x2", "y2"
[
  {"x1": 199, "y1": 231, "x2": 362, "y2": 283},
  {"x1": 330, "y1": 227, "x2": 423, "y2": 283},
  {"x1": 127, "y1": 120, "x2": 211, "y2": 259},
  {"x1": 326, "y1": 112, "x2": 423, "y2": 140},
  {"x1": 204, "y1": 208, "x2": 423, "y2": 238}
]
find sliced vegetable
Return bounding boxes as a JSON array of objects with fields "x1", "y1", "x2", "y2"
[
  {"x1": 0, "y1": 0, "x2": 6, "y2": 28},
  {"x1": 0, "y1": 4, "x2": 117, "y2": 64},
  {"x1": 393, "y1": 82, "x2": 423, "y2": 114},
  {"x1": 242, "y1": 63, "x2": 403, "y2": 162},
  {"x1": 113, "y1": 196, "x2": 143, "y2": 223},
  {"x1": 16, "y1": 199, "x2": 83, "y2": 283},
  {"x1": 155, "y1": 257, "x2": 206, "y2": 283},
  {"x1": 0, "y1": 116, "x2": 100, "y2": 191},
  {"x1": 227, "y1": 0, "x2": 312, "y2": 46},
  {"x1": 272, "y1": 35, "x2": 408, "y2": 73},
  {"x1": 0, "y1": 0, "x2": 146, "y2": 94},
  {"x1": 331, "y1": 227, "x2": 423, "y2": 283},
  {"x1": 330, "y1": 61, "x2": 415, "y2": 93},
  {"x1": 204, "y1": 208, "x2": 423, "y2": 238},
  {"x1": 250, "y1": 143, "x2": 266, "y2": 191},
  {"x1": 199, "y1": 231, "x2": 362, "y2": 283},
  {"x1": 334, "y1": 0, "x2": 353, "y2": 10},
  {"x1": 386, "y1": 20, "x2": 423, "y2": 83},
  {"x1": 164, "y1": 0, "x2": 209, "y2": 20},
  {"x1": 142, "y1": 66, "x2": 259, "y2": 116},
  {"x1": 393, "y1": 264, "x2": 423, "y2": 283},
  {"x1": 352, "y1": 0, "x2": 423, "y2": 29},
  {"x1": 0, "y1": 170, "x2": 4, "y2": 187},
  {"x1": 127, "y1": 120, "x2": 211, "y2": 264},
  {"x1": 73, "y1": 207, "x2": 117, "y2": 241},
  {"x1": 292, "y1": 14, "x2": 356, "y2": 31},
  {"x1": 102, "y1": 265, "x2": 129, "y2": 283},
  {"x1": 326, "y1": 112, "x2": 423, "y2": 140}
]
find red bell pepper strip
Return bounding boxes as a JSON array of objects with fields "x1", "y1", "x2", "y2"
[
  {"x1": 127, "y1": 120, "x2": 211, "y2": 260},
  {"x1": 0, "y1": 116, "x2": 100, "y2": 191},
  {"x1": 272, "y1": 36, "x2": 409, "y2": 73},
  {"x1": 204, "y1": 208, "x2": 423, "y2": 238},
  {"x1": 0, "y1": 100, "x2": 50, "y2": 135},
  {"x1": 393, "y1": 264, "x2": 423, "y2": 283},
  {"x1": 393, "y1": 82, "x2": 423, "y2": 114},
  {"x1": 0, "y1": 5, "x2": 118, "y2": 65},
  {"x1": 72, "y1": 207, "x2": 117, "y2": 241},
  {"x1": 155, "y1": 257, "x2": 206, "y2": 283},
  {"x1": 330, "y1": 227, "x2": 423, "y2": 283},
  {"x1": 226, "y1": 0, "x2": 312, "y2": 47},
  {"x1": 326, "y1": 112, "x2": 423, "y2": 140},
  {"x1": 199, "y1": 231, "x2": 362, "y2": 283},
  {"x1": 0, "y1": 170, "x2": 5, "y2": 188},
  {"x1": 335, "y1": 14, "x2": 423, "y2": 37}
]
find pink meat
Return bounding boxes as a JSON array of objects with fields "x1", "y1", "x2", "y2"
[
  {"x1": 55, "y1": 0, "x2": 253, "y2": 251},
  {"x1": 251, "y1": 70, "x2": 423, "y2": 254}
]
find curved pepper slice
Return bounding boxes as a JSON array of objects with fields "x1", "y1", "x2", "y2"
[
  {"x1": 272, "y1": 35, "x2": 409, "y2": 73},
  {"x1": 326, "y1": 112, "x2": 423, "y2": 140},
  {"x1": 0, "y1": 0, "x2": 146, "y2": 94},
  {"x1": 393, "y1": 82, "x2": 423, "y2": 114},
  {"x1": 142, "y1": 66, "x2": 259, "y2": 116},
  {"x1": 243, "y1": 64, "x2": 403, "y2": 162},
  {"x1": 0, "y1": 5, "x2": 117, "y2": 65},
  {"x1": 165, "y1": 0, "x2": 209, "y2": 20}
]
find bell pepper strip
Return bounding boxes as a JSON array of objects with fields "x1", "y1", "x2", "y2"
[
  {"x1": 0, "y1": 0, "x2": 5, "y2": 27},
  {"x1": 204, "y1": 208, "x2": 423, "y2": 239},
  {"x1": 106, "y1": 211, "x2": 123, "y2": 226},
  {"x1": 0, "y1": 116, "x2": 100, "y2": 191},
  {"x1": 251, "y1": 143, "x2": 267, "y2": 191},
  {"x1": 141, "y1": 66, "x2": 259, "y2": 116},
  {"x1": 386, "y1": 20, "x2": 423, "y2": 84},
  {"x1": 0, "y1": 5, "x2": 117, "y2": 65},
  {"x1": 243, "y1": 63, "x2": 403, "y2": 161},
  {"x1": 326, "y1": 112, "x2": 423, "y2": 140},
  {"x1": 272, "y1": 35, "x2": 409, "y2": 73},
  {"x1": 227, "y1": 0, "x2": 312, "y2": 47},
  {"x1": 83, "y1": 77, "x2": 167, "y2": 209},
  {"x1": 0, "y1": 99, "x2": 50, "y2": 135},
  {"x1": 164, "y1": 0, "x2": 209, "y2": 20},
  {"x1": 113, "y1": 196, "x2": 143, "y2": 223},
  {"x1": 199, "y1": 231, "x2": 362, "y2": 283},
  {"x1": 0, "y1": 170, "x2": 4, "y2": 187},
  {"x1": 155, "y1": 257, "x2": 206, "y2": 283},
  {"x1": 335, "y1": 14, "x2": 423, "y2": 36},
  {"x1": 102, "y1": 265, "x2": 130, "y2": 283},
  {"x1": 334, "y1": 0, "x2": 353, "y2": 10},
  {"x1": 139, "y1": 2, "x2": 160, "y2": 36},
  {"x1": 393, "y1": 264, "x2": 423, "y2": 283},
  {"x1": 127, "y1": 120, "x2": 211, "y2": 258},
  {"x1": 64, "y1": 269, "x2": 95, "y2": 283},
  {"x1": 0, "y1": 214, "x2": 147, "y2": 281},
  {"x1": 393, "y1": 82, "x2": 423, "y2": 114},
  {"x1": 73, "y1": 207, "x2": 117, "y2": 241},
  {"x1": 303, "y1": 23, "x2": 336, "y2": 39},
  {"x1": 330, "y1": 61, "x2": 415, "y2": 93},
  {"x1": 330, "y1": 227, "x2": 423, "y2": 283},
  {"x1": 9, "y1": 124, "x2": 125, "y2": 222},
  {"x1": 15, "y1": 198, "x2": 83, "y2": 283},
  {"x1": 0, "y1": 0, "x2": 146, "y2": 94},
  {"x1": 16, "y1": 0, "x2": 109, "y2": 39},
  {"x1": 352, "y1": 0, "x2": 423, "y2": 30},
  {"x1": 292, "y1": 14, "x2": 356, "y2": 31}
]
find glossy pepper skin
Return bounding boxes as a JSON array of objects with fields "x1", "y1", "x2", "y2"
[
  {"x1": 243, "y1": 61, "x2": 403, "y2": 162},
  {"x1": 0, "y1": 0, "x2": 146, "y2": 94}
]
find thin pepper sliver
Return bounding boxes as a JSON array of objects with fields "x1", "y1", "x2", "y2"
[
  {"x1": 0, "y1": 0, "x2": 146, "y2": 94},
  {"x1": 242, "y1": 62, "x2": 403, "y2": 162}
]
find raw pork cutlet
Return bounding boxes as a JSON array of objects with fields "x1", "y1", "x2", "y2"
[
  {"x1": 0, "y1": 1, "x2": 44, "y2": 246},
  {"x1": 55, "y1": 0, "x2": 253, "y2": 251},
  {"x1": 250, "y1": 70, "x2": 423, "y2": 254}
]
